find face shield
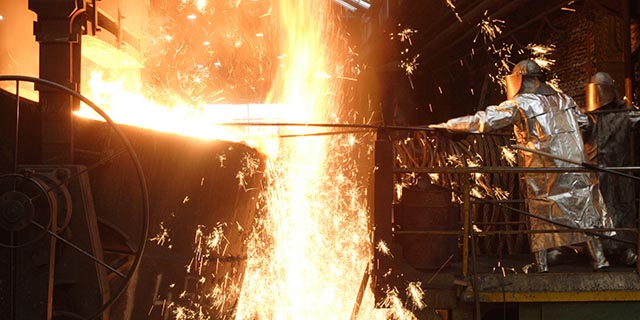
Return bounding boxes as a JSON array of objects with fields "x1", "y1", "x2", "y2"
[
  {"x1": 585, "y1": 72, "x2": 617, "y2": 112},
  {"x1": 505, "y1": 73, "x2": 522, "y2": 100}
]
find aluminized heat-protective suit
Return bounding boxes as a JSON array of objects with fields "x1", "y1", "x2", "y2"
[
  {"x1": 438, "y1": 93, "x2": 611, "y2": 252},
  {"x1": 582, "y1": 72, "x2": 640, "y2": 265}
]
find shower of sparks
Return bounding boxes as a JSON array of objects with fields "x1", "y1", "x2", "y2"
[
  {"x1": 189, "y1": 223, "x2": 229, "y2": 276},
  {"x1": 428, "y1": 173, "x2": 440, "y2": 183},
  {"x1": 467, "y1": 155, "x2": 502, "y2": 200},
  {"x1": 500, "y1": 146, "x2": 517, "y2": 166},
  {"x1": 526, "y1": 43, "x2": 556, "y2": 71},
  {"x1": 172, "y1": 304, "x2": 206, "y2": 320},
  {"x1": 391, "y1": 27, "x2": 418, "y2": 46},
  {"x1": 466, "y1": 155, "x2": 482, "y2": 167},
  {"x1": 474, "y1": 10, "x2": 504, "y2": 43},
  {"x1": 391, "y1": 25, "x2": 420, "y2": 89},
  {"x1": 492, "y1": 187, "x2": 510, "y2": 200},
  {"x1": 451, "y1": 192, "x2": 463, "y2": 204},
  {"x1": 395, "y1": 172, "x2": 418, "y2": 201},
  {"x1": 378, "y1": 287, "x2": 417, "y2": 320},
  {"x1": 195, "y1": 0, "x2": 208, "y2": 11},
  {"x1": 235, "y1": 1, "x2": 377, "y2": 319},
  {"x1": 399, "y1": 54, "x2": 420, "y2": 89},
  {"x1": 492, "y1": 260, "x2": 517, "y2": 277},
  {"x1": 561, "y1": 1, "x2": 577, "y2": 12},
  {"x1": 524, "y1": 43, "x2": 562, "y2": 89},
  {"x1": 406, "y1": 282, "x2": 426, "y2": 310},
  {"x1": 74, "y1": 0, "x2": 397, "y2": 317},
  {"x1": 522, "y1": 263, "x2": 536, "y2": 274},
  {"x1": 150, "y1": 222, "x2": 172, "y2": 247},
  {"x1": 547, "y1": 75, "x2": 564, "y2": 93},
  {"x1": 241, "y1": 152, "x2": 261, "y2": 175},
  {"x1": 237, "y1": 152, "x2": 261, "y2": 190},
  {"x1": 376, "y1": 240, "x2": 393, "y2": 257},
  {"x1": 487, "y1": 43, "x2": 514, "y2": 87},
  {"x1": 218, "y1": 154, "x2": 227, "y2": 167},
  {"x1": 445, "y1": 0, "x2": 463, "y2": 23},
  {"x1": 470, "y1": 186, "x2": 485, "y2": 199},
  {"x1": 446, "y1": 154, "x2": 464, "y2": 167}
]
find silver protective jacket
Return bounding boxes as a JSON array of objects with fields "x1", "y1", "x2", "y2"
[{"x1": 441, "y1": 92, "x2": 611, "y2": 251}]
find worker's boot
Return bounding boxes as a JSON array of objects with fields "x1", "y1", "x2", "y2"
[
  {"x1": 547, "y1": 247, "x2": 564, "y2": 266},
  {"x1": 534, "y1": 249, "x2": 548, "y2": 273},
  {"x1": 586, "y1": 237, "x2": 610, "y2": 271},
  {"x1": 621, "y1": 247, "x2": 638, "y2": 266}
]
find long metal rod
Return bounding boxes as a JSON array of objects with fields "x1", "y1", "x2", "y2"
[
  {"x1": 349, "y1": 263, "x2": 370, "y2": 320},
  {"x1": 11, "y1": 80, "x2": 19, "y2": 320},
  {"x1": 486, "y1": 200, "x2": 634, "y2": 245},
  {"x1": 10, "y1": 232, "x2": 15, "y2": 320},
  {"x1": 395, "y1": 227, "x2": 636, "y2": 236},
  {"x1": 431, "y1": 183, "x2": 635, "y2": 245},
  {"x1": 13, "y1": 80, "x2": 20, "y2": 173},
  {"x1": 469, "y1": 189, "x2": 481, "y2": 320},
  {"x1": 426, "y1": 254, "x2": 455, "y2": 285},
  {"x1": 217, "y1": 121, "x2": 512, "y2": 136},
  {"x1": 474, "y1": 228, "x2": 636, "y2": 236},
  {"x1": 277, "y1": 129, "x2": 371, "y2": 138},
  {"x1": 462, "y1": 179, "x2": 470, "y2": 277},
  {"x1": 511, "y1": 144, "x2": 640, "y2": 182},
  {"x1": 395, "y1": 230, "x2": 464, "y2": 235},
  {"x1": 395, "y1": 166, "x2": 640, "y2": 174},
  {"x1": 31, "y1": 218, "x2": 126, "y2": 278}
]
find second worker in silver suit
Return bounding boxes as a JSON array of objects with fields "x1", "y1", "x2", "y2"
[{"x1": 429, "y1": 59, "x2": 612, "y2": 272}]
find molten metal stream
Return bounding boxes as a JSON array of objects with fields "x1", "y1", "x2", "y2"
[{"x1": 76, "y1": 0, "x2": 383, "y2": 318}]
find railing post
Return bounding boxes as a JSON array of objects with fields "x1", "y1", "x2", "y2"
[
  {"x1": 637, "y1": 198, "x2": 640, "y2": 273},
  {"x1": 462, "y1": 177, "x2": 471, "y2": 277},
  {"x1": 372, "y1": 129, "x2": 395, "y2": 302}
]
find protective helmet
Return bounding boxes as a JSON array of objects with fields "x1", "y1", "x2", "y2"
[
  {"x1": 505, "y1": 59, "x2": 556, "y2": 100},
  {"x1": 585, "y1": 72, "x2": 618, "y2": 112}
]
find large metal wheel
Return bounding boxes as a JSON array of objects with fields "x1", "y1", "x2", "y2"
[{"x1": 0, "y1": 75, "x2": 149, "y2": 320}]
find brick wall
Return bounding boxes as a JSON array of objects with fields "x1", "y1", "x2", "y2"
[{"x1": 546, "y1": 2, "x2": 628, "y2": 107}]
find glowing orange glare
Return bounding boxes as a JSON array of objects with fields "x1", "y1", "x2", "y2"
[
  {"x1": 235, "y1": 1, "x2": 375, "y2": 319},
  {"x1": 76, "y1": 0, "x2": 381, "y2": 318}
]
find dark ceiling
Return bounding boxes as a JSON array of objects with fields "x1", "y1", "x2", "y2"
[{"x1": 347, "y1": 0, "x2": 640, "y2": 125}]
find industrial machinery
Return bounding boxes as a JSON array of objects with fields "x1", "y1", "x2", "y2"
[{"x1": 0, "y1": 1, "x2": 265, "y2": 319}]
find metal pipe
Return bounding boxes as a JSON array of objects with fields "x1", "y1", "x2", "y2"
[
  {"x1": 333, "y1": 0, "x2": 357, "y2": 12},
  {"x1": 13, "y1": 80, "x2": 19, "y2": 173},
  {"x1": 469, "y1": 193, "x2": 481, "y2": 320},
  {"x1": 395, "y1": 230, "x2": 464, "y2": 235},
  {"x1": 462, "y1": 178, "x2": 470, "y2": 277},
  {"x1": 622, "y1": 0, "x2": 633, "y2": 105},
  {"x1": 349, "y1": 263, "x2": 370, "y2": 320},
  {"x1": 510, "y1": 145, "x2": 640, "y2": 182},
  {"x1": 395, "y1": 166, "x2": 640, "y2": 174},
  {"x1": 395, "y1": 228, "x2": 635, "y2": 236},
  {"x1": 348, "y1": 0, "x2": 371, "y2": 10}
]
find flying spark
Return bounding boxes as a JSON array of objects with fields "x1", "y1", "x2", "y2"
[
  {"x1": 475, "y1": 10, "x2": 504, "y2": 43},
  {"x1": 406, "y1": 282, "x2": 426, "y2": 310},
  {"x1": 445, "y1": 0, "x2": 463, "y2": 22}
]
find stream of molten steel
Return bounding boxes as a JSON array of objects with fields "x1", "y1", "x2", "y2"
[{"x1": 75, "y1": 0, "x2": 396, "y2": 319}]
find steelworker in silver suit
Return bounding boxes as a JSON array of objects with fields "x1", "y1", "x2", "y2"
[
  {"x1": 582, "y1": 72, "x2": 639, "y2": 266},
  {"x1": 429, "y1": 59, "x2": 611, "y2": 272}
]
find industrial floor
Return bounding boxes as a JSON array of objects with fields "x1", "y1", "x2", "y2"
[{"x1": 405, "y1": 252, "x2": 640, "y2": 311}]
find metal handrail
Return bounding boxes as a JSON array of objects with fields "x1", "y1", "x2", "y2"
[{"x1": 393, "y1": 165, "x2": 640, "y2": 275}]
